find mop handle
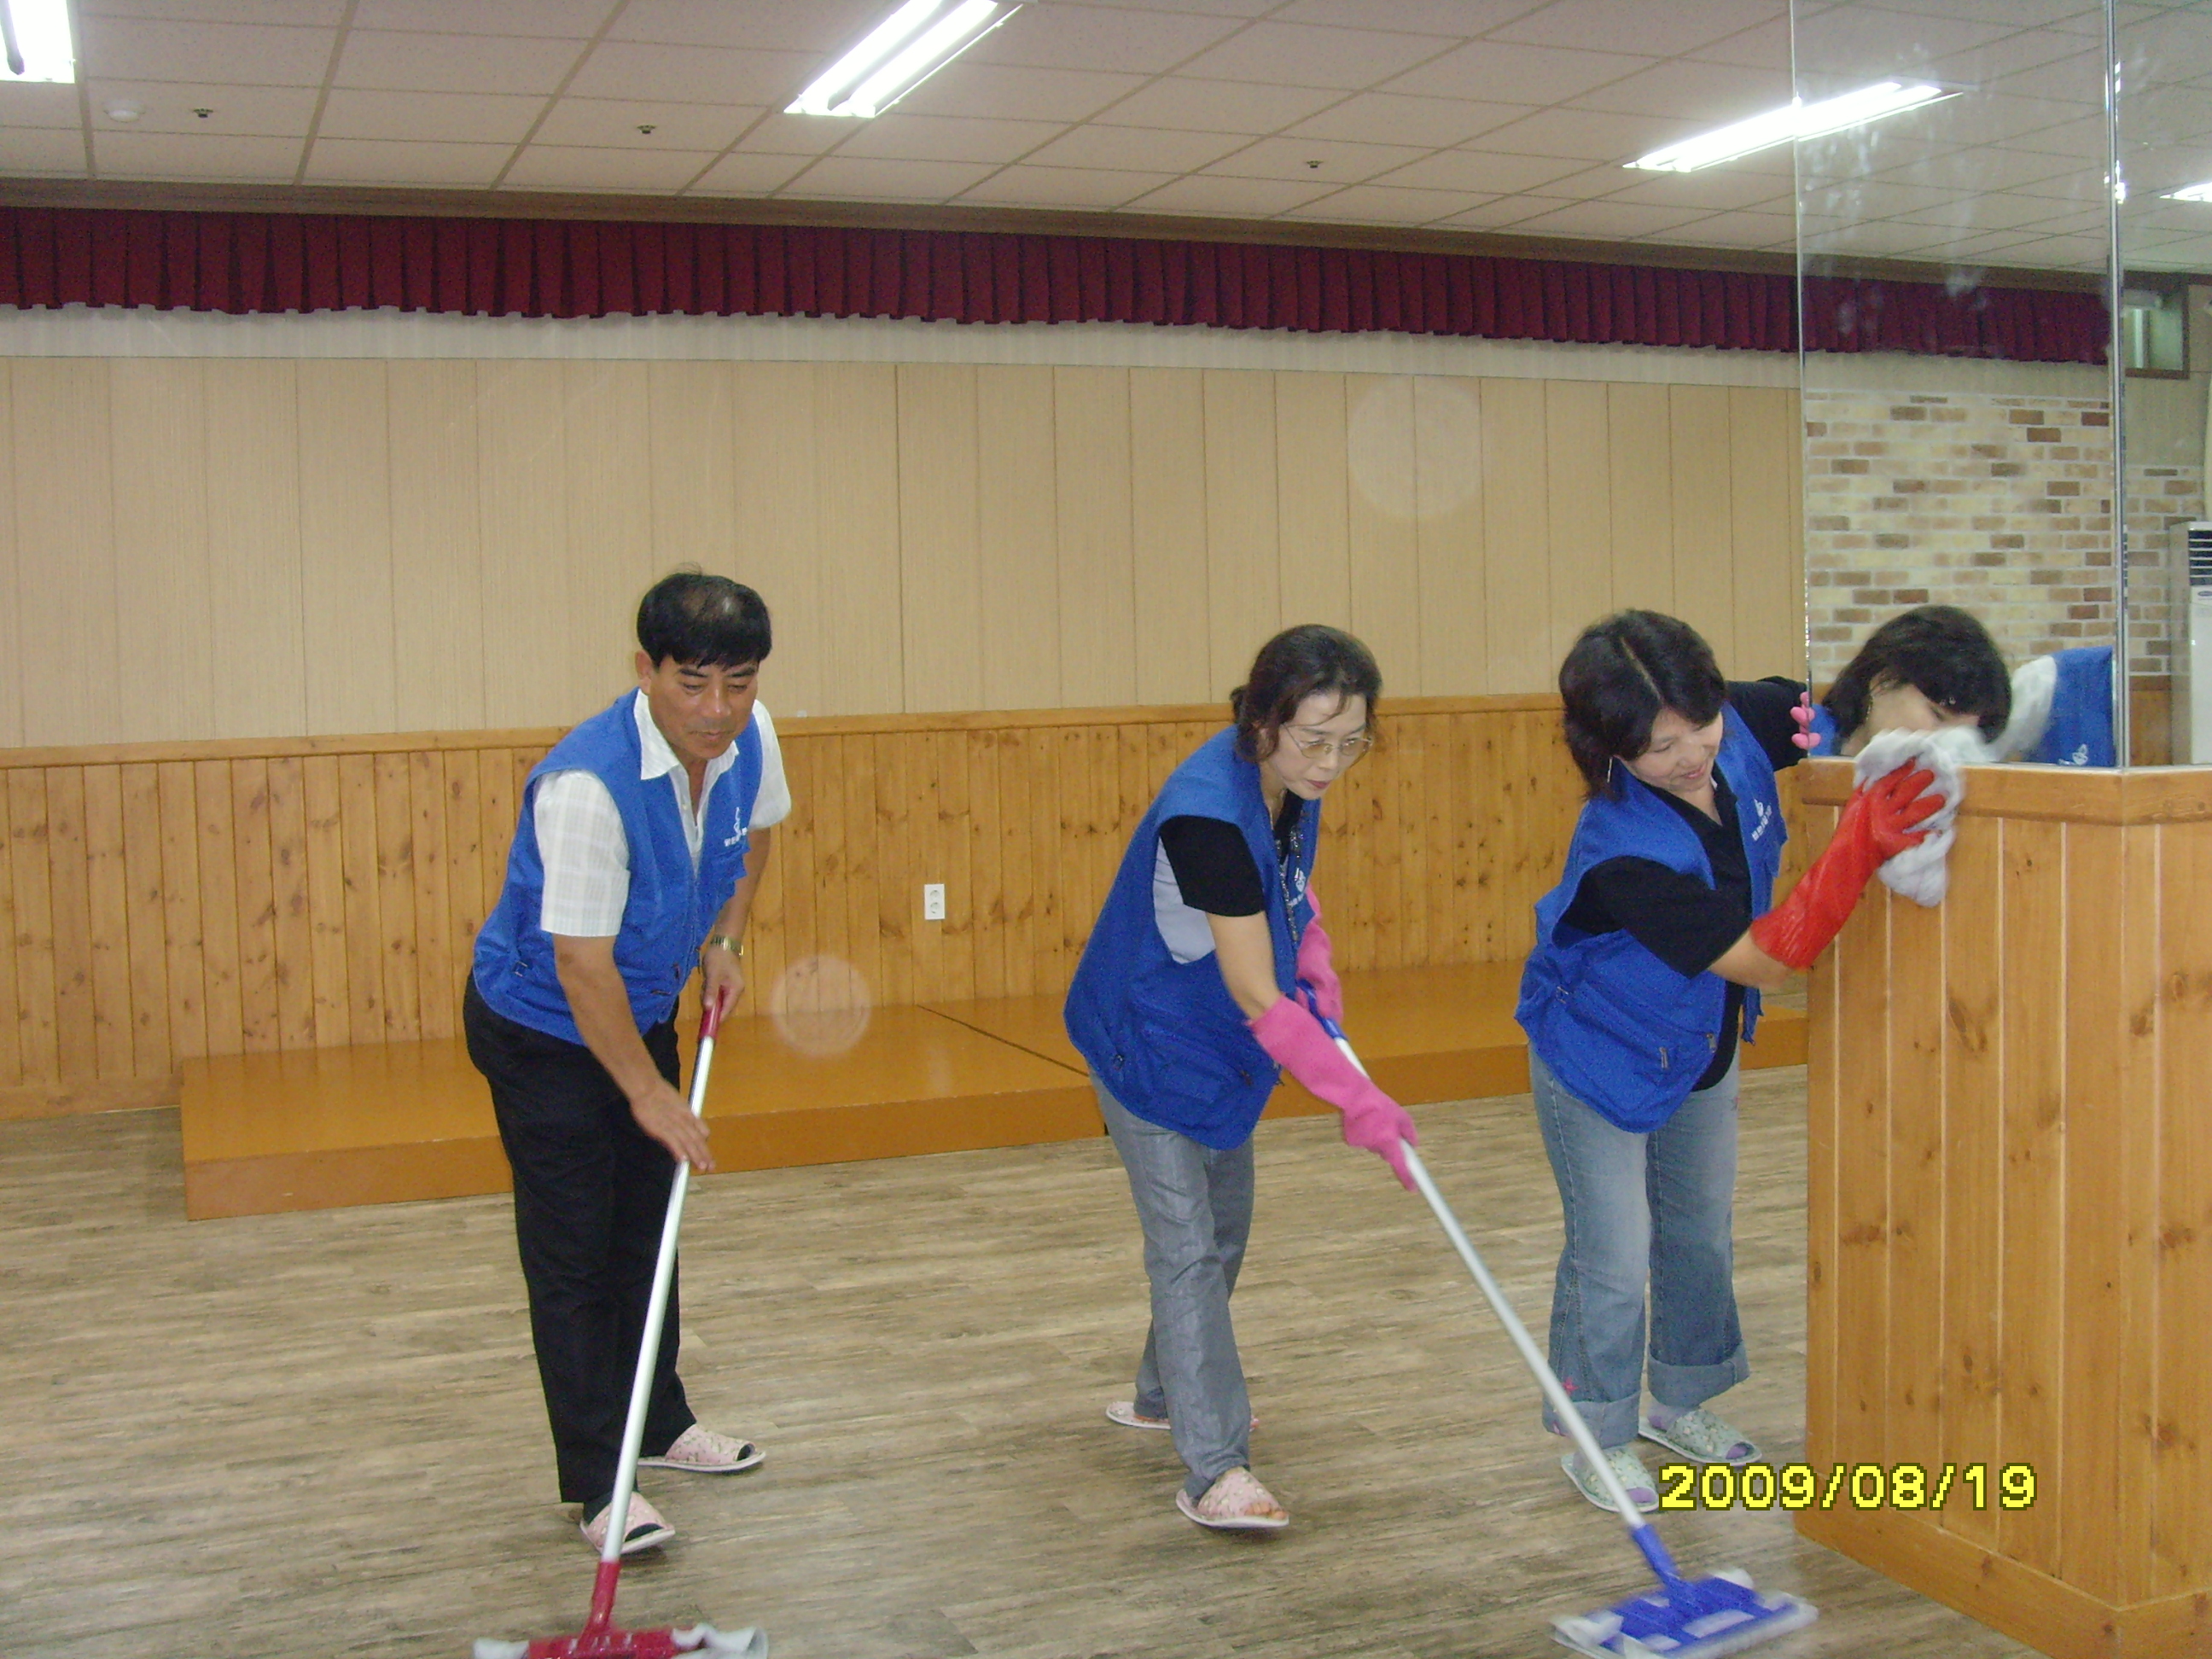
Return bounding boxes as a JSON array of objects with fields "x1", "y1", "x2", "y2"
[
  {"x1": 1326, "y1": 1030, "x2": 1661, "y2": 1547},
  {"x1": 598, "y1": 996, "x2": 724, "y2": 1568}
]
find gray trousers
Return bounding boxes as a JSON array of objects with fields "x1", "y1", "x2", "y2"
[{"x1": 1094, "y1": 1077, "x2": 1255, "y2": 1499}]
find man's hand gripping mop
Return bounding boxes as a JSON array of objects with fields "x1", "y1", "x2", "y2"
[
  {"x1": 1311, "y1": 997, "x2": 1817, "y2": 1659},
  {"x1": 474, "y1": 998, "x2": 765, "y2": 1659}
]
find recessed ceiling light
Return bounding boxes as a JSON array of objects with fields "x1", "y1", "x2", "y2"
[
  {"x1": 104, "y1": 98, "x2": 143, "y2": 123},
  {"x1": 1627, "y1": 81, "x2": 1956, "y2": 173},
  {"x1": 785, "y1": 0, "x2": 1017, "y2": 119},
  {"x1": 2168, "y1": 180, "x2": 2212, "y2": 203},
  {"x1": 0, "y1": 0, "x2": 75, "y2": 84}
]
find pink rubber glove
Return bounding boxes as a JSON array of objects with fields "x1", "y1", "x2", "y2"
[
  {"x1": 1249, "y1": 996, "x2": 1417, "y2": 1190},
  {"x1": 1294, "y1": 889, "x2": 1343, "y2": 1022}
]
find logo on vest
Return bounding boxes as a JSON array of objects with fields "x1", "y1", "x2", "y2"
[
  {"x1": 1749, "y1": 796, "x2": 1774, "y2": 842},
  {"x1": 724, "y1": 810, "x2": 749, "y2": 851}
]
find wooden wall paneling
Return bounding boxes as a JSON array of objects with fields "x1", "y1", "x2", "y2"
[
  {"x1": 80, "y1": 766, "x2": 133, "y2": 1080},
  {"x1": 646, "y1": 361, "x2": 738, "y2": 574},
  {"x1": 119, "y1": 763, "x2": 171, "y2": 1077},
  {"x1": 1013, "y1": 728, "x2": 1053, "y2": 997},
  {"x1": 1274, "y1": 371, "x2": 1352, "y2": 631},
  {"x1": 0, "y1": 367, "x2": 16, "y2": 748},
  {"x1": 896, "y1": 364, "x2": 985, "y2": 714},
  {"x1": 229, "y1": 759, "x2": 276, "y2": 1052},
  {"x1": 838, "y1": 733, "x2": 883, "y2": 1004},
  {"x1": 816, "y1": 364, "x2": 905, "y2": 717},
  {"x1": 871, "y1": 731, "x2": 915, "y2": 1009},
  {"x1": 408, "y1": 752, "x2": 453, "y2": 1041},
  {"x1": 799, "y1": 733, "x2": 847, "y2": 988},
  {"x1": 1607, "y1": 381, "x2": 1675, "y2": 616},
  {"x1": 108, "y1": 360, "x2": 212, "y2": 742},
  {"x1": 562, "y1": 362, "x2": 657, "y2": 719},
  {"x1": 6, "y1": 771, "x2": 55, "y2": 1087},
  {"x1": 1830, "y1": 877, "x2": 1891, "y2": 1465},
  {"x1": 296, "y1": 361, "x2": 397, "y2": 736},
  {"x1": 1884, "y1": 875, "x2": 1946, "y2": 1481},
  {"x1": 1938, "y1": 812, "x2": 2004, "y2": 1557},
  {"x1": 1085, "y1": 724, "x2": 1124, "y2": 981},
  {"x1": 387, "y1": 361, "x2": 486, "y2": 733},
  {"x1": 202, "y1": 361, "x2": 306, "y2": 741},
  {"x1": 1478, "y1": 377, "x2": 1551, "y2": 694},
  {"x1": 975, "y1": 729, "x2": 1018, "y2": 998},
  {"x1": 1413, "y1": 376, "x2": 1487, "y2": 697},
  {"x1": 1802, "y1": 808, "x2": 1842, "y2": 1486},
  {"x1": 0, "y1": 780, "x2": 15, "y2": 1086},
  {"x1": 975, "y1": 365, "x2": 1062, "y2": 712},
  {"x1": 1344, "y1": 375, "x2": 1423, "y2": 696},
  {"x1": 1543, "y1": 381, "x2": 1613, "y2": 666},
  {"x1": 195, "y1": 760, "x2": 242, "y2": 1058},
  {"x1": 13, "y1": 363, "x2": 118, "y2": 746},
  {"x1": 2155, "y1": 820, "x2": 2212, "y2": 1595},
  {"x1": 337, "y1": 755, "x2": 385, "y2": 1042},
  {"x1": 371, "y1": 753, "x2": 420, "y2": 1043},
  {"x1": 1445, "y1": 707, "x2": 1481, "y2": 963},
  {"x1": 44, "y1": 770, "x2": 96, "y2": 1080},
  {"x1": 1202, "y1": 370, "x2": 1282, "y2": 701},
  {"x1": 1128, "y1": 368, "x2": 1212, "y2": 706},
  {"x1": 439, "y1": 751, "x2": 483, "y2": 1031},
  {"x1": 157, "y1": 763, "x2": 206, "y2": 1065},
  {"x1": 1997, "y1": 818, "x2": 2065, "y2": 1578},
  {"x1": 301, "y1": 755, "x2": 350, "y2": 1048},
  {"x1": 475, "y1": 363, "x2": 574, "y2": 730},
  {"x1": 2116, "y1": 824, "x2": 2165, "y2": 1604},
  {"x1": 265, "y1": 755, "x2": 315, "y2": 1051},
  {"x1": 1728, "y1": 386, "x2": 1802, "y2": 680},
  {"x1": 1054, "y1": 367, "x2": 1138, "y2": 708},
  {"x1": 733, "y1": 363, "x2": 822, "y2": 720},
  {"x1": 475, "y1": 749, "x2": 516, "y2": 953},
  {"x1": 934, "y1": 727, "x2": 977, "y2": 1000},
  {"x1": 1051, "y1": 725, "x2": 1091, "y2": 992},
  {"x1": 1668, "y1": 384, "x2": 1737, "y2": 667},
  {"x1": 761, "y1": 736, "x2": 813, "y2": 999},
  {"x1": 1392, "y1": 713, "x2": 1433, "y2": 970}
]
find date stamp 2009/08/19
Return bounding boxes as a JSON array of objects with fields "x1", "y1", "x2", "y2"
[{"x1": 1654, "y1": 1462, "x2": 2038, "y2": 1513}]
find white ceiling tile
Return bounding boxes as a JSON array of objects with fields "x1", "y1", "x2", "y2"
[
  {"x1": 1283, "y1": 91, "x2": 1533, "y2": 148},
  {"x1": 90, "y1": 130, "x2": 305, "y2": 178},
  {"x1": 1995, "y1": 231, "x2": 2122, "y2": 270},
  {"x1": 1864, "y1": 0, "x2": 2101, "y2": 26},
  {"x1": 77, "y1": 16, "x2": 337, "y2": 84},
  {"x1": 1793, "y1": 7, "x2": 2022, "y2": 85},
  {"x1": 1272, "y1": 0, "x2": 1540, "y2": 32},
  {"x1": 1933, "y1": 230, "x2": 2070, "y2": 259},
  {"x1": 1123, "y1": 173, "x2": 1342, "y2": 216},
  {"x1": 335, "y1": 30, "x2": 583, "y2": 96},
  {"x1": 1023, "y1": 124, "x2": 1248, "y2": 172},
  {"x1": 1872, "y1": 143, "x2": 2091, "y2": 190},
  {"x1": 1886, "y1": 190, "x2": 2086, "y2": 230},
  {"x1": 1809, "y1": 178, "x2": 1982, "y2": 218},
  {"x1": 734, "y1": 113, "x2": 862, "y2": 157},
  {"x1": 534, "y1": 99, "x2": 759, "y2": 151},
  {"x1": 775, "y1": 155, "x2": 998, "y2": 201},
  {"x1": 1503, "y1": 198, "x2": 1720, "y2": 239},
  {"x1": 955, "y1": 163, "x2": 1175, "y2": 208},
  {"x1": 1061, "y1": 0, "x2": 1274, "y2": 15},
  {"x1": 0, "y1": 83, "x2": 84, "y2": 128},
  {"x1": 1173, "y1": 22, "x2": 1458, "y2": 91},
  {"x1": 964, "y1": 5, "x2": 1247, "y2": 73},
  {"x1": 317, "y1": 89, "x2": 543, "y2": 146},
  {"x1": 1569, "y1": 58, "x2": 1791, "y2": 124},
  {"x1": 2130, "y1": 85, "x2": 2212, "y2": 143},
  {"x1": 1429, "y1": 195, "x2": 1569, "y2": 229},
  {"x1": 1275, "y1": 183, "x2": 1500, "y2": 224},
  {"x1": 348, "y1": 0, "x2": 612, "y2": 36},
  {"x1": 1488, "y1": 0, "x2": 1786, "y2": 61},
  {"x1": 1808, "y1": 218, "x2": 1999, "y2": 258},
  {"x1": 1662, "y1": 207, "x2": 1797, "y2": 247},
  {"x1": 683, "y1": 149, "x2": 814, "y2": 195},
  {"x1": 1464, "y1": 107, "x2": 1707, "y2": 165},
  {"x1": 1602, "y1": 168, "x2": 1796, "y2": 212},
  {"x1": 1089, "y1": 76, "x2": 1345, "y2": 133},
  {"x1": 84, "y1": 0, "x2": 347, "y2": 22},
  {"x1": 0, "y1": 128, "x2": 88, "y2": 173},
  {"x1": 1988, "y1": 154, "x2": 2105, "y2": 198},
  {"x1": 889, "y1": 61, "x2": 1151, "y2": 122},
  {"x1": 80, "y1": 79, "x2": 317, "y2": 135},
  {"x1": 568, "y1": 42, "x2": 821, "y2": 107},
  {"x1": 1925, "y1": 29, "x2": 2105, "y2": 88},
  {"x1": 1983, "y1": 46, "x2": 2110, "y2": 102},
  {"x1": 302, "y1": 137, "x2": 510, "y2": 186},
  {"x1": 1918, "y1": 91, "x2": 2110, "y2": 150},
  {"x1": 609, "y1": 0, "x2": 882, "y2": 51},
  {"x1": 499, "y1": 144, "x2": 719, "y2": 191},
  {"x1": 1200, "y1": 134, "x2": 1435, "y2": 185},
  {"x1": 833, "y1": 114, "x2": 1068, "y2": 166},
  {"x1": 1371, "y1": 147, "x2": 1592, "y2": 193},
  {"x1": 1684, "y1": 16, "x2": 1792, "y2": 72},
  {"x1": 1384, "y1": 42, "x2": 1659, "y2": 106},
  {"x1": 1988, "y1": 112, "x2": 2114, "y2": 158}
]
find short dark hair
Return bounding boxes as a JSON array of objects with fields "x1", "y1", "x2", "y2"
[
  {"x1": 636, "y1": 570, "x2": 771, "y2": 670},
  {"x1": 1229, "y1": 625, "x2": 1382, "y2": 761},
  {"x1": 1823, "y1": 605, "x2": 2010, "y2": 744},
  {"x1": 1559, "y1": 610, "x2": 1727, "y2": 796}
]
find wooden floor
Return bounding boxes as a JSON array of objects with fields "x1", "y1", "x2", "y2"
[
  {"x1": 0, "y1": 1067, "x2": 2027, "y2": 1659},
  {"x1": 176, "y1": 964, "x2": 1807, "y2": 1220}
]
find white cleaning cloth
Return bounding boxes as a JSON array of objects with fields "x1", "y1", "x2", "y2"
[{"x1": 1850, "y1": 725, "x2": 1989, "y2": 907}]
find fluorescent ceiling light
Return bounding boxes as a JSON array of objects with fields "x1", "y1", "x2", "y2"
[
  {"x1": 786, "y1": 0, "x2": 1016, "y2": 119},
  {"x1": 2168, "y1": 180, "x2": 2212, "y2": 203},
  {"x1": 0, "y1": 0, "x2": 76, "y2": 84},
  {"x1": 1627, "y1": 81, "x2": 1954, "y2": 173}
]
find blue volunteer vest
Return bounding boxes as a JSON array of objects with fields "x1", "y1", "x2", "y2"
[
  {"x1": 2025, "y1": 646, "x2": 2116, "y2": 767},
  {"x1": 473, "y1": 692, "x2": 765, "y2": 1045},
  {"x1": 1516, "y1": 712, "x2": 1785, "y2": 1132},
  {"x1": 1063, "y1": 728, "x2": 1318, "y2": 1150}
]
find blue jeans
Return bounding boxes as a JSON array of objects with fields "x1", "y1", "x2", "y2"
[{"x1": 1531, "y1": 1051, "x2": 1749, "y2": 1451}]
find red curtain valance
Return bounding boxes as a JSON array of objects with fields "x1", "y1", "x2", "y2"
[{"x1": 0, "y1": 205, "x2": 2107, "y2": 364}]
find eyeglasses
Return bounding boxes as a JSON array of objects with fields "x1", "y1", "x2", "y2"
[{"x1": 1284, "y1": 727, "x2": 1373, "y2": 763}]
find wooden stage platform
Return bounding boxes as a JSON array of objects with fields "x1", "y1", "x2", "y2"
[{"x1": 179, "y1": 963, "x2": 1806, "y2": 1220}]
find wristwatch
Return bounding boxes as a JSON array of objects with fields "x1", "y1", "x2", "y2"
[{"x1": 702, "y1": 933, "x2": 744, "y2": 959}]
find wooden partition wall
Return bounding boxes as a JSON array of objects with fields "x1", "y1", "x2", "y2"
[
  {"x1": 6, "y1": 693, "x2": 1796, "y2": 1120},
  {"x1": 1799, "y1": 759, "x2": 2212, "y2": 1657}
]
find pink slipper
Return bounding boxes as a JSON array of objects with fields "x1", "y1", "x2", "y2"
[
  {"x1": 638, "y1": 1423, "x2": 764, "y2": 1474},
  {"x1": 1106, "y1": 1401, "x2": 1257, "y2": 1432},
  {"x1": 1175, "y1": 1467, "x2": 1288, "y2": 1531}
]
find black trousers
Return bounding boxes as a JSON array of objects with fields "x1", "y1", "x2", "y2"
[{"x1": 463, "y1": 978, "x2": 696, "y2": 1508}]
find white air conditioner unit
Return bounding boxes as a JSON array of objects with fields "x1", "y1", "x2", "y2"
[{"x1": 2187, "y1": 521, "x2": 2212, "y2": 763}]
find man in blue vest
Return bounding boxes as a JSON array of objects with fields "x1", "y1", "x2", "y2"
[{"x1": 465, "y1": 570, "x2": 789, "y2": 1556}]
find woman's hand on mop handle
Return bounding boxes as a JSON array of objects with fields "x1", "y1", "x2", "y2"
[
  {"x1": 1249, "y1": 994, "x2": 1419, "y2": 1190},
  {"x1": 1750, "y1": 763, "x2": 1941, "y2": 971}
]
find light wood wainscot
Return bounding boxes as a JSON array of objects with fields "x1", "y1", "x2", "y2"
[{"x1": 1796, "y1": 757, "x2": 2212, "y2": 1659}]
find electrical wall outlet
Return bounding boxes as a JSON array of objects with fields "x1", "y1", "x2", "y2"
[{"x1": 923, "y1": 882, "x2": 946, "y2": 922}]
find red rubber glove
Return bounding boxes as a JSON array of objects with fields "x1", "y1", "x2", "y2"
[
  {"x1": 1294, "y1": 888, "x2": 1343, "y2": 1022},
  {"x1": 1249, "y1": 996, "x2": 1417, "y2": 1189},
  {"x1": 1749, "y1": 764, "x2": 1941, "y2": 970}
]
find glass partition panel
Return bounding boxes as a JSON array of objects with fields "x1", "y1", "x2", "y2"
[{"x1": 1793, "y1": 0, "x2": 2122, "y2": 762}]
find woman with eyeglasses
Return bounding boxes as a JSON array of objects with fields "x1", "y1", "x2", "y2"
[
  {"x1": 1064, "y1": 624, "x2": 1417, "y2": 1533},
  {"x1": 1517, "y1": 610, "x2": 1936, "y2": 1515}
]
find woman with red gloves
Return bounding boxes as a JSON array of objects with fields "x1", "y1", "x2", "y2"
[
  {"x1": 1063, "y1": 625, "x2": 1416, "y2": 1532},
  {"x1": 1516, "y1": 611, "x2": 1936, "y2": 1513}
]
